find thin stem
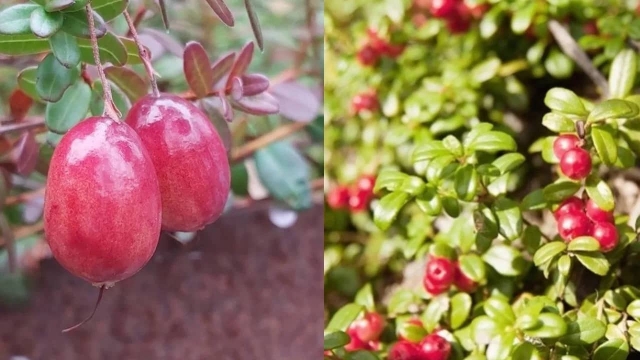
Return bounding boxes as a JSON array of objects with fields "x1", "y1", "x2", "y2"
[
  {"x1": 86, "y1": 5, "x2": 120, "y2": 120},
  {"x1": 123, "y1": 10, "x2": 160, "y2": 97},
  {"x1": 0, "y1": 118, "x2": 45, "y2": 135},
  {"x1": 0, "y1": 214, "x2": 16, "y2": 273},
  {"x1": 230, "y1": 122, "x2": 307, "y2": 163},
  {"x1": 62, "y1": 285, "x2": 105, "y2": 333}
]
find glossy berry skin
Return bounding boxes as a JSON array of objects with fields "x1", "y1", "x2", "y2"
[
  {"x1": 592, "y1": 222, "x2": 619, "y2": 252},
  {"x1": 357, "y1": 175, "x2": 376, "y2": 193},
  {"x1": 557, "y1": 211, "x2": 592, "y2": 241},
  {"x1": 351, "y1": 312, "x2": 386, "y2": 342},
  {"x1": 351, "y1": 92, "x2": 379, "y2": 114},
  {"x1": 348, "y1": 186, "x2": 372, "y2": 212},
  {"x1": 424, "y1": 257, "x2": 455, "y2": 295},
  {"x1": 419, "y1": 334, "x2": 451, "y2": 360},
  {"x1": 44, "y1": 116, "x2": 161, "y2": 286},
  {"x1": 553, "y1": 134, "x2": 580, "y2": 160},
  {"x1": 357, "y1": 45, "x2": 379, "y2": 67},
  {"x1": 388, "y1": 341, "x2": 425, "y2": 360},
  {"x1": 559, "y1": 148, "x2": 592, "y2": 180},
  {"x1": 554, "y1": 196, "x2": 584, "y2": 220},
  {"x1": 327, "y1": 186, "x2": 350, "y2": 210},
  {"x1": 453, "y1": 264, "x2": 478, "y2": 293},
  {"x1": 345, "y1": 328, "x2": 371, "y2": 351},
  {"x1": 585, "y1": 199, "x2": 614, "y2": 223},
  {"x1": 429, "y1": 0, "x2": 456, "y2": 17},
  {"x1": 125, "y1": 94, "x2": 230, "y2": 232}
]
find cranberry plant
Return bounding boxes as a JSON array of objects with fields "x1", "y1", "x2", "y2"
[{"x1": 325, "y1": 1, "x2": 640, "y2": 359}]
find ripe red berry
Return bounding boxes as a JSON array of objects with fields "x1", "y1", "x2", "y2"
[
  {"x1": 453, "y1": 264, "x2": 478, "y2": 293},
  {"x1": 388, "y1": 340, "x2": 424, "y2": 360},
  {"x1": 351, "y1": 92, "x2": 379, "y2": 114},
  {"x1": 357, "y1": 174, "x2": 376, "y2": 193},
  {"x1": 44, "y1": 116, "x2": 162, "y2": 286},
  {"x1": 345, "y1": 328, "x2": 371, "y2": 351},
  {"x1": 554, "y1": 196, "x2": 584, "y2": 220},
  {"x1": 557, "y1": 211, "x2": 593, "y2": 241},
  {"x1": 351, "y1": 312, "x2": 386, "y2": 342},
  {"x1": 553, "y1": 134, "x2": 580, "y2": 160},
  {"x1": 429, "y1": 0, "x2": 456, "y2": 17},
  {"x1": 592, "y1": 222, "x2": 619, "y2": 252},
  {"x1": 348, "y1": 186, "x2": 373, "y2": 212},
  {"x1": 585, "y1": 199, "x2": 614, "y2": 223},
  {"x1": 445, "y1": 14, "x2": 471, "y2": 34},
  {"x1": 125, "y1": 94, "x2": 231, "y2": 232},
  {"x1": 419, "y1": 334, "x2": 451, "y2": 360},
  {"x1": 559, "y1": 148, "x2": 592, "y2": 180},
  {"x1": 327, "y1": 186, "x2": 350, "y2": 210},
  {"x1": 424, "y1": 257, "x2": 455, "y2": 295},
  {"x1": 357, "y1": 45, "x2": 379, "y2": 66}
]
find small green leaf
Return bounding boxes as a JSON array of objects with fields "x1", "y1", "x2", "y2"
[
  {"x1": 442, "y1": 196, "x2": 461, "y2": 218},
  {"x1": 0, "y1": 34, "x2": 49, "y2": 55},
  {"x1": 523, "y1": 313, "x2": 567, "y2": 338},
  {"x1": 44, "y1": 0, "x2": 75, "y2": 12},
  {"x1": 467, "y1": 131, "x2": 517, "y2": 153},
  {"x1": 388, "y1": 290, "x2": 418, "y2": 316},
  {"x1": 230, "y1": 163, "x2": 249, "y2": 196},
  {"x1": 559, "y1": 317, "x2": 607, "y2": 345},
  {"x1": 421, "y1": 296, "x2": 449, "y2": 332},
  {"x1": 486, "y1": 331, "x2": 517, "y2": 360},
  {"x1": 593, "y1": 338, "x2": 629, "y2": 360},
  {"x1": 49, "y1": 30, "x2": 80, "y2": 68},
  {"x1": 493, "y1": 197, "x2": 523, "y2": 241},
  {"x1": 484, "y1": 297, "x2": 516, "y2": 325},
  {"x1": 0, "y1": 4, "x2": 39, "y2": 35},
  {"x1": 45, "y1": 80, "x2": 91, "y2": 134},
  {"x1": 568, "y1": 236, "x2": 600, "y2": 252},
  {"x1": 471, "y1": 57, "x2": 501, "y2": 84},
  {"x1": 412, "y1": 141, "x2": 452, "y2": 162},
  {"x1": 521, "y1": 189, "x2": 547, "y2": 211},
  {"x1": 35, "y1": 52, "x2": 77, "y2": 102},
  {"x1": 443, "y1": 135, "x2": 464, "y2": 157},
  {"x1": 30, "y1": 6, "x2": 63, "y2": 38},
  {"x1": 492, "y1": 153, "x2": 525, "y2": 174},
  {"x1": 626, "y1": 300, "x2": 640, "y2": 319},
  {"x1": 471, "y1": 315, "x2": 499, "y2": 346},
  {"x1": 522, "y1": 226, "x2": 542, "y2": 254},
  {"x1": 542, "y1": 112, "x2": 576, "y2": 133},
  {"x1": 459, "y1": 254, "x2": 486, "y2": 283},
  {"x1": 533, "y1": 241, "x2": 567, "y2": 267},
  {"x1": 325, "y1": 303, "x2": 364, "y2": 332},
  {"x1": 324, "y1": 331, "x2": 350, "y2": 350},
  {"x1": 88, "y1": 0, "x2": 128, "y2": 22},
  {"x1": 543, "y1": 181, "x2": 581, "y2": 203},
  {"x1": 482, "y1": 244, "x2": 526, "y2": 276},
  {"x1": 609, "y1": 49, "x2": 637, "y2": 99},
  {"x1": 62, "y1": 9, "x2": 107, "y2": 39},
  {"x1": 591, "y1": 125, "x2": 618, "y2": 165},
  {"x1": 558, "y1": 254, "x2": 571, "y2": 276},
  {"x1": 450, "y1": 293, "x2": 472, "y2": 329},
  {"x1": 17, "y1": 66, "x2": 40, "y2": 101},
  {"x1": 544, "y1": 88, "x2": 588, "y2": 116},
  {"x1": 348, "y1": 350, "x2": 379, "y2": 360},
  {"x1": 585, "y1": 177, "x2": 615, "y2": 211},
  {"x1": 589, "y1": 99, "x2": 640, "y2": 123},
  {"x1": 415, "y1": 186, "x2": 442, "y2": 216},
  {"x1": 511, "y1": 2, "x2": 535, "y2": 33},
  {"x1": 454, "y1": 165, "x2": 478, "y2": 202},
  {"x1": 575, "y1": 252, "x2": 610, "y2": 276},
  {"x1": 373, "y1": 192, "x2": 410, "y2": 231},
  {"x1": 545, "y1": 49, "x2": 574, "y2": 79},
  {"x1": 354, "y1": 283, "x2": 375, "y2": 312}
]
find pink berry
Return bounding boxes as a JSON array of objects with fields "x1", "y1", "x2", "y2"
[
  {"x1": 351, "y1": 312, "x2": 386, "y2": 342},
  {"x1": 592, "y1": 222, "x2": 619, "y2": 252},
  {"x1": 585, "y1": 199, "x2": 614, "y2": 223},
  {"x1": 388, "y1": 340, "x2": 424, "y2": 360},
  {"x1": 419, "y1": 334, "x2": 451, "y2": 360},
  {"x1": 344, "y1": 328, "x2": 370, "y2": 352},
  {"x1": 557, "y1": 211, "x2": 593, "y2": 241},
  {"x1": 429, "y1": 0, "x2": 456, "y2": 17},
  {"x1": 348, "y1": 186, "x2": 373, "y2": 212},
  {"x1": 327, "y1": 186, "x2": 350, "y2": 210},
  {"x1": 357, "y1": 175, "x2": 376, "y2": 193},
  {"x1": 554, "y1": 196, "x2": 584, "y2": 220},
  {"x1": 553, "y1": 134, "x2": 580, "y2": 160},
  {"x1": 424, "y1": 257, "x2": 455, "y2": 295},
  {"x1": 559, "y1": 148, "x2": 592, "y2": 180},
  {"x1": 351, "y1": 92, "x2": 379, "y2": 114},
  {"x1": 357, "y1": 45, "x2": 379, "y2": 66}
]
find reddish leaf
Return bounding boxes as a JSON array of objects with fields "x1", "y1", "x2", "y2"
[
  {"x1": 230, "y1": 77, "x2": 243, "y2": 101},
  {"x1": 220, "y1": 93, "x2": 234, "y2": 122},
  {"x1": 212, "y1": 52, "x2": 236, "y2": 91},
  {"x1": 201, "y1": 99, "x2": 232, "y2": 152},
  {"x1": 140, "y1": 28, "x2": 184, "y2": 57},
  {"x1": 11, "y1": 132, "x2": 38, "y2": 176},
  {"x1": 244, "y1": 0, "x2": 263, "y2": 51},
  {"x1": 204, "y1": 0, "x2": 235, "y2": 27},
  {"x1": 226, "y1": 41, "x2": 255, "y2": 89},
  {"x1": 104, "y1": 66, "x2": 149, "y2": 102},
  {"x1": 8, "y1": 89, "x2": 33, "y2": 122},
  {"x1": 241, "y1": 73, "x2": 270, "y2": 96},
  {"x1": 270, "y1": 80, "x2": 321, "y2": 123},
  {"x1": 183, "y1": 41, "x2": 214, "y2": 99},
  {"x1": 231, "y1": 92, "x2": 279, "y2": 116}
]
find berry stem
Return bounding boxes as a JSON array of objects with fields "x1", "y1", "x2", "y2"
[
  {"x1": 86, "y1": 5, "x2": 120, "y2": 121},
  {"x1": 123, "y1": 9, "x2": 160, "y2": 97},
  {"x1": 62, "y1": 284, "x2": 105, "y2": 333}
]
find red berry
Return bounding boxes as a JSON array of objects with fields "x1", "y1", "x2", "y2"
[
  {"x1": 424, "y1": 275, "x2": 450, "y2": 295},
  {"x1": 125, "y1": 94, "x2": 230, "y2": 232},
  {"x1": 357, "y1": 174, "x2": 376, "y2": 193},
  {"x1": 557, "y1": 211, "x2": 593, "y2": 241},
  {"x1": 44, "y1": 116, "x2": 162, "y2": 286},
  {"x1": 366, "y1": 29, "x2": 388, "y2": 53},
  {"x1": 592, "y1": 222, "x2": 619, "y2": 252},
  {"x1": 351, "y1": 92, "x2": 379, "y2": 114},
  {"x1": 429, "y1": 0, "x2": 456, "y2": 17},
  {"x1": 559, "y1": 148, "x2": 592, "y2": 180},
  {"x1": 384, "y1": 43, "x2": 406, "y2": 58},
  {"x1": 554, "y1": 196, "x2": 584, "y2": 220},
  {"x1": 388, "y1": 341, "x2": 424, "y2": 360},
  {"x1": 419, "y1": 334, "x2": 451, "y2": 360},
  {"x1": 445, "y1": 14, "x2": 471, "y2": 34},
  {"x1": 327, "y1": 186, "x2": 350, "y2": 210},
  {"x1": 453, "y1": 263, "x2": 478, "y2": 293},
  {"x1": 553, "y1": 134, "x2": 580, "y2": 160},
  {"x1": 357, "y1": 45, "x2": 379, "y2": 66},
  {"x1": 351, "y1": 312, "x2": 386, "y2": 342},
  {"x1": 348, "y1": 186, "x2": 373, "y2": 212},
  {"x1": 344, "y1": 328, "x2": 370, "y2": 351},
  {"x1": 585, "y1": 199, "x2": 614, "y2": 223},
  {"x1": 424, "y1": 257, "x2": 455, "y2": 295}
]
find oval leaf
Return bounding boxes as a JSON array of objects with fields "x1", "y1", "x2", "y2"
[
  {"x1": 226, "y1": 41, "x2": 254, "y2": 88},
  {"x1": 585, "y1": 177, "x2": 615, "y2": 211},
  {"x1": 49, "y1": 30, "x2": 81, "y2": 68},
  {"x1": 533, "y1": 241, "x2": 566, "y2": 267},
  {"x1": 45, "y1": 80, "x2": 91, "y2": 134},
  {"x1": 575, "y1": 252, "x2": 610, "y2": 276},
  {"x1": 544, "y1": 87, "x2": 588, "y2": 116},
  {"x1": 373, "y1": 192, "x2": 409, "y2": 231},
  {"x1": 104, "y1": 66, "x2": 148, "y2": 101},
  {"x1": 30, "y1": 7, "x2": 63, "y2": 38},
  {"x1": 231, "y1": 92, "x2": 279, "y2": 116},
  {"x1": 591, "y1": 125, "x2": 618, "y2": 165},
  {"x1": 62, "y1": 9, "x2": 106, "y2": 39},
  {"x1": 35, "y1": 52, "x2": 78, "y2": 102},
  {"x1": 589, "y1": 99, "x2": 640, "y2": 123},
  {"x1": 183, "y1": 41, "x2": 214, "y2": 98},
  {"x1": 270, "y1": 80, "x2": 320, "y2": 123},
  {"x1": 0, "y1": 4, "x2": 39, "y2": 35},
  {"x1": 204, "y1": 0, "x2": 234, "y2": 27},
  {"x1": 609, "y1": 49, "x2": 637, "y2": 99}
]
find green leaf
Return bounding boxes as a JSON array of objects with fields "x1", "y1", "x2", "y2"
[
  {"x1": 412, "y1": 141, "x2": 452, "y2": 162},
  {"x1": 397, "y1": 319, "x2": 427, "y2": 343},
  {"x1": 543, "y1": 181, "x2": 581, "y2": 203},
  {"x1": 522, "y1": 226, "x2": 542, "y2": 255},
  {"x1": 397, "y1": 176, "x2": 426, "y2": 196},
  {"x1": 30, "y1": 6, "x2": 63, "y2": 38},
  {"x1": 415, "y1": 186, "x2": 442, "y2": 216},
  {"x1": 49, "y1": 30, "x2": 80, "y2": 68},
  {"x1": 523, "y1": 313, "x2": 567, "y2": 338},
  {"x1": 62, "y1": 9, "x2": 107, "y2": 39},
  {"x1": 471, "y1": 57, "x2": 501, "y2": 84},
  {"x1": 324, "y1": 331, "x2": 350, "y2": 350},
  {"x1": 511, "y1": 2, "x2": 535, "y2": 34},
  {"x1": 0, "y1": 4, "x2": 39, "y2": 35},
  {"x1": 0, "y1": 34, "x2": 49, "y2": 55},
  {"x1": 104, "y1": 66, "x2": 149, "y2": 102},
  {"x1": 88, "y1": 0, "x2": 128, "y2": 22},
  {"x1": 467, "y1": 131, "x2": 517, "y2": 153},
  {"x1": 533, "y1": 241, "x2": 567, "y2": 267},
  {"x1": 44, "y1": 0, "x2": 75, "y2": 12},
  {"x1": 354, "y1": 283, "x2": 375, "y2": 312},
  {"x1": 388, "y1": 290, "x2": 418, "y2": 316},
  {"x1": 486, "y1": 331, "x2": 516, "y2": 360},
  {"x1": 545, "y1": 49, "x2": 574, "y2": 79},
  {"x1": 471, "y1": 315, "x2": 500, "y2": 346},
  {"x1": 484, "y1": 296, "x2": 516, "y2": 325},
  {"x1": 373, "y1": 192, "x2": 410, "y2": 231},
  {"x1": 544, "y1": 88, "x2": 588, "y2": 116},
  {"x1": 591, "y1": 125, "x2": 618, "y2": 165},
  {"x1": 560, "y1": 317, "x2": 606, "y2": 345},
  {"x1": 593, "y1": 339, "x2": 629, "y2": 360},
  {"x1": 17, "y1": 66, "x2": 40, "y2": 101},
  {"x1": 77, "y1": 31, "x2": 127, "y2": 67},
  {"x1": 575, "y1": 252, "x2": 610, "y2": 276},
  {"x1": 482, "y1": 244, "x2": 526, "y2": 276},
  {"x1": 454, "y1": 165, "x2": 478, "y2": 202},
  {"x1": 230, "y1": 163, "x2": 248, "y2": 196},
  {"x1": 442, "y1": 196, "x2": 460, "y2": 218},
  {"x1": 348, "y1": 350, "x2": 380, "y2": 360},
  {"x1": 568, "y1": 236, "x2": 600, "y2": 252},
  {"x1": 374, "y1": 169, "x2": 407, "y2": 192},
  {"x1": 542, "y1": 112, "x2": 576, "y2": 133},
  {"x1": 421, "y1": 296, "x2": 449, "y2": 332},
  {"x1": 626, "y1": 300, "x2": 640, "y2": 319},
  {"x1": 35, "y1": 52, "x2": 77, "y2": 102},
  {"x1": 558, "y1": 254, "x2": 571, "y2": 277},
  {"x1": 492, "y1": 153, "x2": 525, "y2": 174},
  {"x1": 493, "y1": 197, "x2": 522, "y2": 241},
  {"x1": 443, "y1": 135, "x2": 464, "y2": 157},
  {"x1": 254, "y1": 141, "x2": 311, "y2": 210},
  {"x1": 45, "y1": 80, "x2": 91, "y2": 134},
  {"x1": 588, "y1": 99, "x2": 640, "y2": 123},
  {"x1": 459, "y1": 254, "x2": 486, "y2": 283},
  {"x1": 450, "y1": 293, "x2": 472, "y2": 329},
  {"x1": 585, "y1": 177, "x2": 615, "y2": 211},
  {"x1": 325, "y1": 303, "x2": 364, "y2": 332},
  {"x1": 609, "y1": 49, "x2": 637, "y2": 99},
  {"x1": 521, "y1": 189, "x2": 547, "y2": 211}
]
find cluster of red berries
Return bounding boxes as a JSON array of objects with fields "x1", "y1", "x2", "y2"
[
  {"x1": 390, "y1": 326, "x2": 451, "y2": 360},
  {"x1": 423, "y1": 256, "x2": 477, "y2": 295},
  {"x1": 351, "y1": 90, "x2": 379, "y2": 115},
  {"x1": 357, "y1": 28, "x2": 405, "y2": 67},
  {"x1": 414, "y1": 0, "x2": 487, "y2": 34},
  {"x1": 553, "y1": 134, "x2": 592, "y2": 180},
  {"x1": 554, "y1": 196, "x2": 619, "y2": 252},
  {"x1": 343, "y1": 312, "x2": 385, "y2": 352},
  {"x1": 327, "y1": 175, "x2": 376, "y2": 212}
]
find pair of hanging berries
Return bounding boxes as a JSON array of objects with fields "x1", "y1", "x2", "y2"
[
  {"x1": 423, "y1": 255, "x2": 477, "y2": 295},
  {"x1": 356, "y1": 28, "x2": 405, "y2": 67},
  {"x1": 389, "y1": 333, "x2": 451, "y2": 360},
  {"x1": 554, "y1": 196, "x2": 619, "y2": 252},
  {"x1": 553, "y1": 134, "x2": 592, "y2": 180},
  {"x1": 327, "y1": 175, "x2": 376, "y2": 212}
]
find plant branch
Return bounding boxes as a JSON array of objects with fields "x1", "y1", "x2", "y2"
[
  {"x1": 0, "y1": 213, "x2": 16, "y2": 273},
  {"x1": 6, "y1": 187, "x2": 45, "y2": 206},
  {"x1": 547, "y1": 20, "x2": 609, "y2": 97},
  {"x1": 0, "y1": 118, "x2": 45, "y2": 135},
  {"x1": 230, "y1": 121, "x2": 307, "y2": 163},
  {"x1": 86, "y1": 4, "x2": 120, "y2": 120},
  {"x1": 123, "y1": 9, "x2": 160, "y2": 97}
]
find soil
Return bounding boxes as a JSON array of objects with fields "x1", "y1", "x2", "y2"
[{"x1": 0, "y1": 205, "x2": 323, "y2": 360}]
